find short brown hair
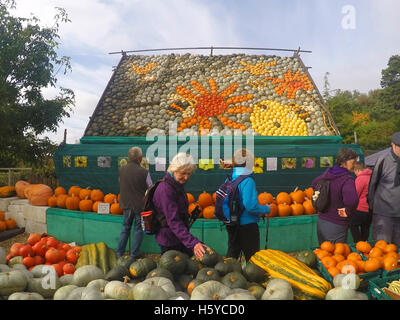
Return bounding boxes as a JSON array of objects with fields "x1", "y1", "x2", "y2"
[
  {"x1": 335, "y1": 148, "x2": 358, "y2": 166},
  {"x1": 354, "y1": 161, "x2": 365, "y2": 171}
]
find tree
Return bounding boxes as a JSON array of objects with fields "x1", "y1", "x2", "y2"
[{"x1": 0, "y1": 0, "x2": 75, "y2": 167}]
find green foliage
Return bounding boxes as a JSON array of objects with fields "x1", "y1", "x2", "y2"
[{"x1": 0, "y1": 0, "x2": 75, "y2": 167}]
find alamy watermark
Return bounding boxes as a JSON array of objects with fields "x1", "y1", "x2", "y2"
[{"x1": 341, "y1": 5, "x2": 356, "y2": 30}]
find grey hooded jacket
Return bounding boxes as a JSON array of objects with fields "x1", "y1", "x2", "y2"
[{"x1": 368, "y1": 149, "x2": 400, "y2": 217}]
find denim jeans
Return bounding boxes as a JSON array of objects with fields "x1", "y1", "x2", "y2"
[
  {"x1": 317, "y1": 218, "x2": 348, "y2": 245},
  {"x1": 116, "y1": 209, "x2": 144, "y2": 257},
  {"x1": 372, "y1": 214, "x2": 400, "y2": 247}
]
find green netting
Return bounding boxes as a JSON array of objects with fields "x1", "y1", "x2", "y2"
[{"x1": 54, "y1": 135, "x2": 363, "y2": 197}]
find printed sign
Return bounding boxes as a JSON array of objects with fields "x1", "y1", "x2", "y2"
[{"x1": 97, "y1": 203, "x2": 110, "y2": 214}]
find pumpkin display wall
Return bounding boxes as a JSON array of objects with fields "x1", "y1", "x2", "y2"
[{"x1": 84, "y1": 53, "x2": 338, "y2": 138}]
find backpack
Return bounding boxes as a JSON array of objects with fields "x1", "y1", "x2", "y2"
[
  {"x1": 311, "y1": 178, "x2": 331, "y2": 213},
  {"x1": 141, "y1": 178, "x2": 176, "y2": 235},
  {"x1": 214, "y1": 173, "x2": 253, "y2": 226}
]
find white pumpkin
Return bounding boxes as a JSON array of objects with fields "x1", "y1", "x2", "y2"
[
  {"x1": 8, "y1": 292, "x2": 44, "y2": 300},
  {"x1": 190, "y1": 280, "x2": 232, "y2": 300},
  {"x1": 80, "y1": 286, "x2": 106, "y2": 300},
  {"x1": 104, "y1": 280, "x2": 134, "y2": 300},
  {"x1": 72, "y1": 265, "x2": 104, "y2": 287},
  {"x1": 325, "y1": 287, "x2": 357, "y2": 300},
  {"x1": 262, "y1": 278, "x2": 294, "y2": 300},
  {"x1": 143, "y1": 276, "x2": 176, "y2": 298},
  {"x1": 0, "y1": 270, "x2": 28, "y2": 296},
  {"x1": 133, "y1": 282, "x2": 169, "y2": 300},
  {"x1": 53, "y1": 285, "x2": 79, "y2": 300}
]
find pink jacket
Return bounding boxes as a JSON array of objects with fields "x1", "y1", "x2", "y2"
[{"x1": 355, "y1": 169, "x2": 372, "y2": 212}]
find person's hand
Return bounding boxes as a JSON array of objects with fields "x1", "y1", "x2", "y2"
[
  {"x1": 194, "y1": 242, "x2": 207, "y2": 258},
  {"x1": 337, "y1": 208, "x2": 348, "y2": 217}
]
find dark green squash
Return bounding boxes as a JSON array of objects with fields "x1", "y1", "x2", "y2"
[
  {"x1": 158, "y1": 250, "x2": 188, "y2": 277},
  {"x1": 187, "y1": 278, "x2": 205, "y2": 296},
  {"x1": 196, "y1": 267, "x2": 221, "y2": 282},
  {"x1": 198, "y1": 247, "x2": 219, "y2": 267},
  {"x1": 221, "y1": 271, "x2": 248, "y2": 289},
  {"x1": 242, "y1": 262, "x2": 268, "y2": 283},
  {"x1": 185, "y1": 256, "x2": 203, "y2": 276},
  {"x1": 294, "y1": 250, "x2": 317, "y2": 268},
  {"x1": 177, "y1": 274, "x2": 193, "y2": 291},
  {"x1": 117, "y1": 255, "x2": 137, "y2": 269},
  {"x1": 247, "y1": 284, "x2": 265, "y2": 300},
  {"x1": 129, "y1": 258, "x2": 156, "y2": 279},
  {"x1": 145, "y1": 267, "x2": 174, "y2": 282},
  {"x1": 105, "y1": 265, "x2": 131, "y2": 282}
]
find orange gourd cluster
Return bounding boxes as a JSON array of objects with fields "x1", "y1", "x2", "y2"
[
  {"x1": 48, "y1": 186, "x2": 123, "y2": 215},
  {"x1": 355, "y1": 240, "x2": 399, "y2": 273},
  {"x1": 0, "y1": 210, "x2": 17, "y2": 232},
  {"x1": 187, "y1": 191, "x2": 216, "y2": 219},
  {"x1": 7, "y1": 233, "x2": 81, "y2": 276},
  {"x1": 257, "y1": 187, "x2": 316, "y2": 217}
]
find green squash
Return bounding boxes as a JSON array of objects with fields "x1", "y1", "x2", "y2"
[
  {"x1": 117, "y1": 255, "x2": 137, "y2": 269},
  {"x1": 66, "y1": 287, "x2": 86, "y2": 300},
  {"x1": 177, "y1": 274, "x2": 193, "y2": 291},
  {"x1": 0, "y1": 270, "x2": 28, "y2": 296},
  {"x1": 86, "y1": 279, "x2": 109, "y2": 291},
  {"x1": 59, "y1": 274, "x2": 73, "y2": 286},
  {"x1": 31, "y1": 265, "x2": 48, "y2": 278},
  {"x1": 0, "y1": 264, "x2": 11, "y2": 273},
  {"x1": 158, "y1": 250, "x2": 188, "y2": 277},
  {"x1": 133, "y1": 281, "x2": 169, "y2": 300},
  {"x1": 8, "y1": 292, "x2": 44, "y2": 300},
  {"x1": 293, "y1": 250, "x2": 317, "y2": 268},
  {"x1": 196, "y1": 268, "x2": 221, "y2": 282},
  {"x1": 187, "y1": 278, "x2": 205, "y2": 296},
  {"x1": 190, "y1": 280, "x2": 232, "y2": 300},
  {"x1": 129, "y1": 258, "x2": 157, "y2": 279},
  {"x1": 221, "y1": 271, "x2": 248, "y2": 289},
  {"x1": 261, "y1": 278, "x2": 294, "y2": 300},
  {"x1": 198, "y1": 247, "x2": 219, "y2": 267},
  {"x1": 242, "y1": 262, "x2": 268, "y2": 283},
  {"x1": 224, "y1": 292, "x2": 256, "y2": 300},
  {"x1": 185, "y1": 256, "x2": 203, "y2": 276},
  {"x1": 104, "y1": 280, "x2": 134, "y2": 300},
  {"x1": 72, "y1": 265, "x2": 105, "y2": 287},
  {"x1": 53, "y1": 285, "x2": 79, "y2": 300},
  {"x1": 247, "y1": 284, "x2": 265, "y2": 300},
  {"x1": 214, "y1": 261, "x2": 233, "y2": 276},
  {"x1": 105, "y1": 265, "x2": 131, "y2": 282},
  {"x1": 143, "y1": 276, "x2": 176, "y2": 298},
  {"x1": 27, "y1": 277, "x2": 62, "y2": 299},
  {"x1": 146, "y1": 267, "x2": 174, "y2": 282},
  {"x1": 7, "y1": 256, "x2": 23, "y2": 268},
  {"x1": 80, "y1": 286, "x2": 106, "y2": 300}
]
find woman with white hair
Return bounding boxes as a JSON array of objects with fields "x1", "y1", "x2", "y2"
[{"x1": 152, "y1": 152, "x2": 208, "y2": 258}]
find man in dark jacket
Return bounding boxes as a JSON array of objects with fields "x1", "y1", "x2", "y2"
[
  {"x1": 116, "y1": 147, "x2": 152, "y2": 258},
  {"x1": 312, "y1": 148, "x2": 359, "y2": 244},
  {"x1": 368, "y1": 132, "x2": 400, "y2": 246}
]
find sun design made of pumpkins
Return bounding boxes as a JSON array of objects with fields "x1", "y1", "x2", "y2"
[
  {"x1": 169, "y1": 78, "x2": 254, "y2": 135},
  {"x1": 250, "y1": 100, "x2": 309, "y2": 136}
]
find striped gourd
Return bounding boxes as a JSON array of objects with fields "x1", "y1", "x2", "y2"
[{"x1": 250, "y1": 249, "x2": 332, "y2": 300}]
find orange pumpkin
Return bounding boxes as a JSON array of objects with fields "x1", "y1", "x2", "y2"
[
  {"x1": 304, "y1": 187, "x2": 314, "y2": 200},
  {"x1": 67, "y1": 186, "x2": 81, "y2": 197},
  {"x1": 258, "y1": 192, "x2": 274, "y2": 205},
  {"x1": 320, "y1": 241, "x2": 335, "y2": 253},
  {"x1": 277, "y1": 203, "x2": 291, "y2": 217},
  {"x1": 15, "y1": 180, "x2": 30, "y2": 199},
  {"x1": 104, "y1": 193, "x2": 117, "y2": 205},
  {"x1": 276, "y1": 192, "x2": 292, "y2": 205},
  {"x1": 383, "y1": 255, "x2": 398, "y2": 271},
  {"x1": 364, "y1": 258, "x2": 381, "y2": 272},
  {"x1": 188, "y1": 202, "x2": 201, "y2": 216},
  {"x1": 212, "y1": 192, "x2": 217, "y2": 204},
  {"x1": 47, "y1": 196, "x2": 58, "y2": 208},
  {"x1": 303, "y1": 200, "x2": 316, "y2": 215},
  {"x1": 374, "y1": 240, "x2": 388, "y2": 251},
  {"x1": 79, "y1": 198, "x2": 93, "y2": 212},
  {"x1": 202, "y1": 206, "x2": 215, "y2": 219},
  {"x1": 25, "y1": 184, "x2": 53, "y2": 206},
  {"x1": 56, "y1": 194, "x2": 68, "y2": 208},
  {"x1": 290, "y1": 203, "x2": 304, "y2": 216},
  {"x1": 186, "y1": 193, "x2": 195, "y2": 205},
  {"x1": 197, "y1": 191, "x2": 213, "y2": 208},
  {"x1": 91, "y1": 189, "x2": 104, "y2": 202},
  {"x1": 0, "y1": 210, "x2": 5, "y2": 221},
  {"x1": 0, "y1": 221, "x2": 6, "y2": 231},
  {"x1": 110, "y1": 202, "x2": 123, "y2": 215},
  {"x1": 290, "y1": 189, "x2": 305, "y2": 204},
  {"x1": 5, "y1": 218, "x2": 16, "y2": 229},
  {"x1": 79, "y1": 187, "x2": 92, "y2": 200},
  {"x1": 54, "y1": 186, "x2": 66, "y2": 197},
  {"x1": 92, "y1": 201, "x2": 104, "y2": 212},
  {"x1": 267, "y1": 203, "x2": 278, "y2": 217},
  {"x1": 65, "y1": 194, "x2": 80, "y2": 210},
  {"x1": 355, "y1": 241, "x2": 372, "y2": 254}
]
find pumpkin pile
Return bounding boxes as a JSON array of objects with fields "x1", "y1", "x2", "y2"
[
  {"x1": 354, "y1": 240, "x2": 400, "y2": 273},
  {"x1": 258, "y1": 187, "x2": 316, "y2": 217},
  {"x1": 15, "y1": 181, "x2": 53, "y2": 206},
  {"x1": 47, "y1": 185, "x2": 123, "y2": 215},
  {"x1": 187, "y1": 191, "x2": 216, "y2": 219},
  {"x1": 4, "y1": 233, "x2": 81, "y2": 277},
  {"x1": 0, "y1": 211, "x2": 17, "y2": 232}
]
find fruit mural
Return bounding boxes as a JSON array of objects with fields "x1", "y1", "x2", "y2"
[{"x1": 84, "y1": 53, "x2": 338, "y2": 137}]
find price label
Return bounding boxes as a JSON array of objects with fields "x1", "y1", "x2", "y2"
[{"x1": 97, "y1": 203, "x2": 110, "y2": 214}]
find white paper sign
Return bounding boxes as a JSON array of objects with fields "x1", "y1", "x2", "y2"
[
  {"x1": 266, "y1": 157, "x2": 278, "y2": 171},
  {"x1": 97, "y1": 203, "x2": 110, "y2": 214},
  {"x1": 155, "y1": 157, "x2": 167, "y2": 172}
]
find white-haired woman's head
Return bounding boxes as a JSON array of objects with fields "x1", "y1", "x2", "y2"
[{"x1": 168, "y1": 152, "x2": 196, "y2": 184}]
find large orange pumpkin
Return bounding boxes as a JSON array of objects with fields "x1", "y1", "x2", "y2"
[
  {"x1": 278, "y1": 204, "x2": 292, "y2": 217},
  {"x1": 92, "y1": 201, "x2": 104, "y2": 212},
  {"x1": 290, "y1": 189, "x2": 305, "y2": 204},
  {"x1": 276, "y1": 192, "x2": 292, "y2": 205},
  {"x1": 79, "y1": 199, "x2": 93, "y2": 212},
  {"x1": 15, "y1": 180, "x2": 30, "y2": 199},
  {"x1": 110, "y1": 202, "x2": 123, "y2": 215},
  {"x1": 68, "y1": 186, "x2": 81, "y2": 197},
  {"x1": 202, "y1": 206, "x2": 215, "y2": 219},
  {"x1": 47, "y1": 196, "x2": 58, "y2": 208},
  {"x1": 258, "y1": 192, "x2": 274, "y2": 205},
  {"x1": 65, "y1": 195, "x2": 80, "y2": 210},
  {"x1": 188, "y1": 203, "x2": 202, "y2": 216},
  {"x1": 0, "y1": 210, "x2": 5, "y2": 221},
  {"x1": 91, "y1": 189, "x2": 104, "y2": 202},
  {"x1": 25, "y1": 184, "x2": 53, "y2": 206},
  {"x1": 186, "y1": 193, "x2": 195, "y2": 205},
  {"x1": 267, "y1": 203, "x2": 278, "y2": 217},
  {"x1": 303, "y1": 200, "x2": 316, "y2": 215},
  {"x1": 56, "y1": 194, "x2": 69, "y2": 208},
  {"x1": 0, "y1": 221, "x2": 6, "y2": 231},
  {"x1": 197, "y1": 191, "x2": 213, "y2": 208},
  {"x1": 79, "y1": 187, "x2": 92, "y2": 200},
  {"x1": 304, "y1": 187, "x2": 314, "y2": 200},
  {"x1": 290, "y1": 203, "x2": 304, "y2": 216},
  {"x1": 5, "y1": 218, "x2": 17, "y2": 229}
]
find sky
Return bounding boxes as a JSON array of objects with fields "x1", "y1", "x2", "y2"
[{"x1": 10, "y1": 0, "x2": 400, "y2": 144}]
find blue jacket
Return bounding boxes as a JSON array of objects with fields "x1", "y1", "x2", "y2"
[{"x1": 223, "y1": 167, "x2": 270, "y2": 225}]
